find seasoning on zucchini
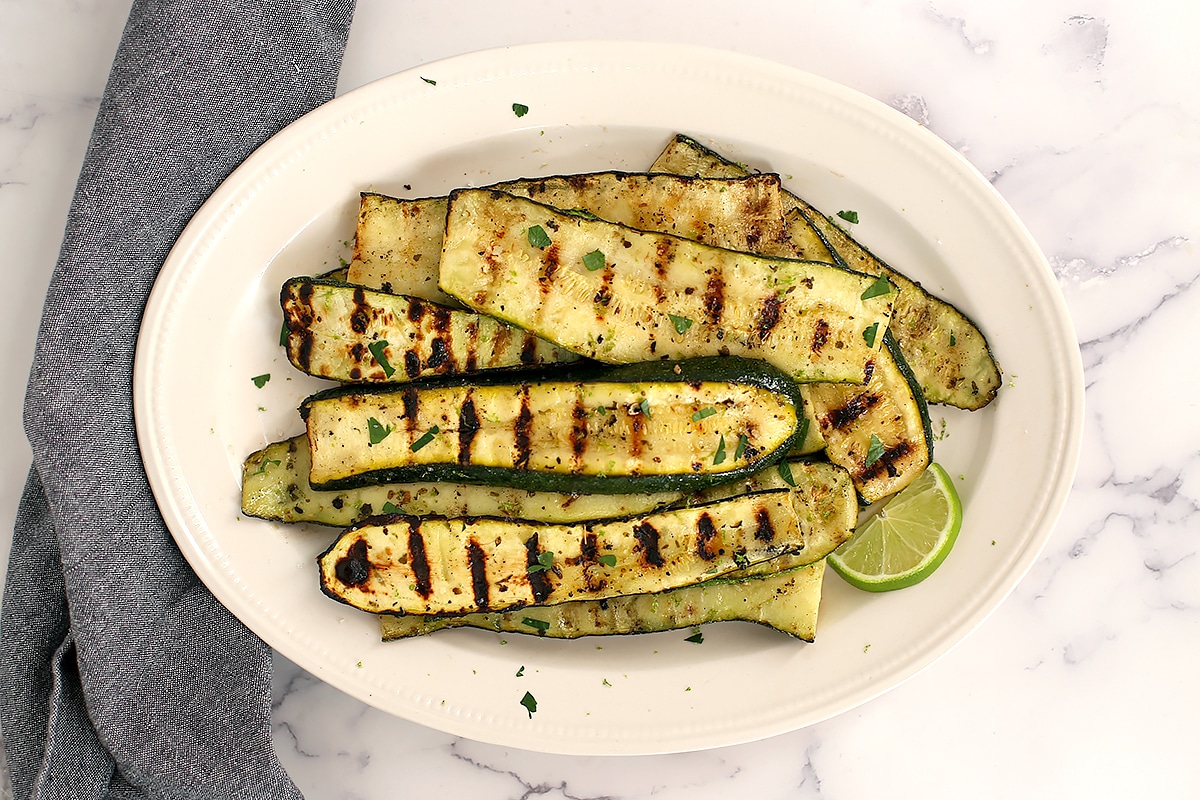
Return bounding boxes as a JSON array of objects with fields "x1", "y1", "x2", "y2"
[
  {"x1": 802, "y1": 329, "x2": 933, "y2": 503},
  {"x1": 347, "y1": 172, "x2": 800, "y2": 297},
  {"x1": 301, "y1": 356, "x2": 804, "y2": 495},
  {"x1": 318, "y1": 488, "x2": 803, "y2": 616},
  {"x1": 241, "y1": 435, "x2": 683, "y2": 527},
  {"x1": 437, "y1": 189, "x2": 894, "y2": 384},
  {"x1": 280, "y1": 276, "x2": 579, "y2": 384},
  {"x1": 650, "y1": 133, "x2": 1001, "y2": 409},
  {"x1": 377, "y1": 459, "x2": 855, "y2": 641},
  {"x1": 380, "y1": 561, "x2": 828, "y2": 641}
]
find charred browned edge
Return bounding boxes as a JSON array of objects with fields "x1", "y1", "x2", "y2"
[
  {"x1": 350, "y1": 287, "x2": 370, "y2": 334},
  {"x1": 458, "y1": 394, "x2": 479, "y2": 464},
  {"x1": 858, "y1": 441, "x2": 914, "y2": 481},
  {"x1": 333, "y1": 538, "x2": 371, "y2": 588},
  {"x1": 695, "y1": 512, "x2": 720, "y2": 560},
  {"x1": 513, "y1": 386, "x2": 533, "y2": 468},
  {"x1": 403, "y1": 350, "x2": 421, "y2": 378},
  {"x1": 634, "y1": 521, "x2": 664, "y2": 568},
  {"x1": 467, "y1": 539, "x2": 490, "y2": 609},
  {"x1": 754, "y1": 506, "x2": 778, "y2": 543},
  {"x1": 823, "y1": 391, "x2": 883, "y2": 431},
  {"x1": 524, "y1": 533, "x2": 553, "y2": 603},
  {"x1": 408, "y1": 527, "x2": 432, "y2": 598},
  {"x1": 812, "y1": 319, "x2": 830, "y2": 353},
  {"x1": 578, "y1": 531, "x2": 599, "y2": 562}
]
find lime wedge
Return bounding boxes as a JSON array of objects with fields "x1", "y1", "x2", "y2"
[{"x1": 828, "y1": 463, "x2": 962, "y2": 592}]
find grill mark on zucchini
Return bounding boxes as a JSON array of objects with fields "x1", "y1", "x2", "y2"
[
  {"x1": 754, "y1": 507, "x2": 776, "y2": 542},
  {"x1": 695, "y1": 513, "x2": 720, "y2": 560},
  {"x1": 524, "y1": 534, "x2": 552, "y2": 603},
  {"x1": 335, "y1": 538, "x2": 371, "y2": 587},
  {"x1": 634, "y1": 521, "x2": 664, "y2": 567},
  {"x1": 457, "y1": 395, "x2": 479, "y2": 463},
  {"x1": 401, "y1": 388, "x2": 419, "y2": 433},
  {"x1": 824, "y1": 389, "x2": 883, "y2": 430},
  {"x1": 468, "y1": 539, "x2": 490, "y2": 609},
  {"x1": 812, "y1": 319, "x2": 830, "y2": 353},
  {"x1": 409, "y1": 527, "x2": 433, "y2": 598},
  {"x1": 350, "y1": 287, "x2": 370, "y2": 334},
  {"x1": 703, "y1": 273, "x2": 725, "y2": 326},
  {"x1": 514, "y1": 386, "x2": 533, "y2": 469},
  {"x1": 570, "y1": 396, "x2": 589, "y2": 464},
  {"x1": 403, "y1": 350, "x2": 421, "y2": 378},
  {"x1": 756, "y1": 294, "x2": 782, "y2": 341}
]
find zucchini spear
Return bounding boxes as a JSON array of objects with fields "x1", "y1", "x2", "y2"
[
  {"x1": 650, "y1": 133, "x2": 1001, "y2": 409},
  {"x1": 318, "y1": 488, "x2": 803, "y2": 616}
]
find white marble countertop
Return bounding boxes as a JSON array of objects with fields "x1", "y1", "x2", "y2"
[{"x1": 3, "y1": 1, "x2": 1198, "y2": 798}]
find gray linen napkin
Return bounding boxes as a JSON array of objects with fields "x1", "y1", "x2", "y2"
[{"x1": 1, "y1": 1, "x2": 357, "y2": 797}]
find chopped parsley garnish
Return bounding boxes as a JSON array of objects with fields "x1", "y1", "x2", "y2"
[
  {"x1": 668, "y1": 314, "x2": 694, "y2": 334},
  {"x1": 692, "y1": 407, "x2": 717, "y2": 422},
  {"x1": 251, "y1": 373, "x2": 270, "y2": 389},
  {"x1": 367, "y1": 340, "x2": 395, "y2": 377},
  {"x1": 519, "y1": 690, "x2": 538, "y2": 717},
  {"x1": 684, "y1": 627, "x2": 704, "y2": 644},
  {"x1": 279, "y1": 320, "x2": 289, "y2": 346},
  {"x1": 521, "y1": 617, "x2": 550, "y2": 631},
  {"x1": 860, "y1": 275, "x2": 893, "y2": 301},
  {"x1": 420, "y1": 76, "x2": 436, "y2": 85},
  {"x1": 734, "y1": 434, "x2": 749, "y2": 461},
  {"x1": 950, "y1": 331, "x2": 957, "y2": 346},
  {"x1": 410, "y1": 425, "x2": 440, "y2": 451},
  {"x1": 516, "y1": 665, "x2": 525, "y2": 677},
  {"x1": 777, "y1": 459, "x2": 796, "y2": 487},
  {"x1": 598, "y1": 554, "x2": 617, "y2": 567},
  {"x1": 733, "y1": 551, "x2": 750, "y2": 569},
  {"x1": 837, "y1": 209, "x2": 860, "y2": 224},
  {"x1": 512, "y1": 102, "x2": 530, "y2": 117},
  {"x1": 638, "y1": 397, "x2": 651, "y2": 418},
  {"x1": 367, "y1": 417, "x2": 392, "y2": 444},
  {"x1": 865, "y1": 434, "x2": 885, "y2": 467},
  {"x1": 713, "y1": 434, "x2": 727, "y2": 465},
  {"x1": 381, "y1": 501, "x2": 402, "y2": 514},
  {"x1": 862, "y1": 322, "x2": 880, "y2": 348},
  {"x1": 527, "y1": 551, "x2": 555, "y2": 573},
  {"x1": 527, "y1": 224, "x2": 551, "y2": 248},
  {"x1": 582, "y1": 249, "x2": 606, "y2": 271}
]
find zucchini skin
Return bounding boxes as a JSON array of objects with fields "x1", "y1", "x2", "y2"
[
  {"x1": 241, "y1": 436, "x2": 683, "y2": 526},
  {"x1": 377, "y1": 459, "x2": 854, "y2": 641},
  {"x1": 318, "y1": 488, "x2": 803, "y2": 616},
  {"x1": 381, "y1": 561, "x2": 826, "y2": 642},
  {"x1": 300, "y1": 356, "x2": 804, "y2": 495},
  {"x1": 652, "y1": 133, "x2": 1002, "y2": 410},
  {"x1": 280, "y1": 276, "x2": 579, "y2": 384},
  {"x1": 438, "y1": 188, "x2": 894, "y2": 384}
]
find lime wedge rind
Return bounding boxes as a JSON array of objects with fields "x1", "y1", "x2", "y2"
[{"x1": 828, "y1": 463, "x2": 962, "y2": 592}]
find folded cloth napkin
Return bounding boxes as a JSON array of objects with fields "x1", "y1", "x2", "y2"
[{"x1": 1, "y1": 1, "x2": 356, "y2": 797}]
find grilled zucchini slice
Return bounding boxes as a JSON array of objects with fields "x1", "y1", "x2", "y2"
[
  {"x1": 301, "y1": 356, "x2": 803, "y2": 495},
  {"x1": 280, "y1": 276, "x2": 580, "y2": 384},
  {"x1": 650, "y1": 134, "x2": 1001, "y2": 409},
  {"x1": 377, "y1": 458, "x2": 855, "y2": 640},
  {"x1": 347, "y1": 172, "x2": 799, "y2": 296},
  {"x1": 318, "y1": 488, "x2": 802, "y2": 616},
  {"x1": 381, "y1": 561, "x2": 827, "y2": 641},
  {"x1": 241, "y1": 436, "x2": 682, "y2": 526},
  {"x1": 438, "y1": 189, "x2": 894, "y2": 383},
  {"x1": 802, "y1": 330, "x2": 933, "y2": 503}
]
